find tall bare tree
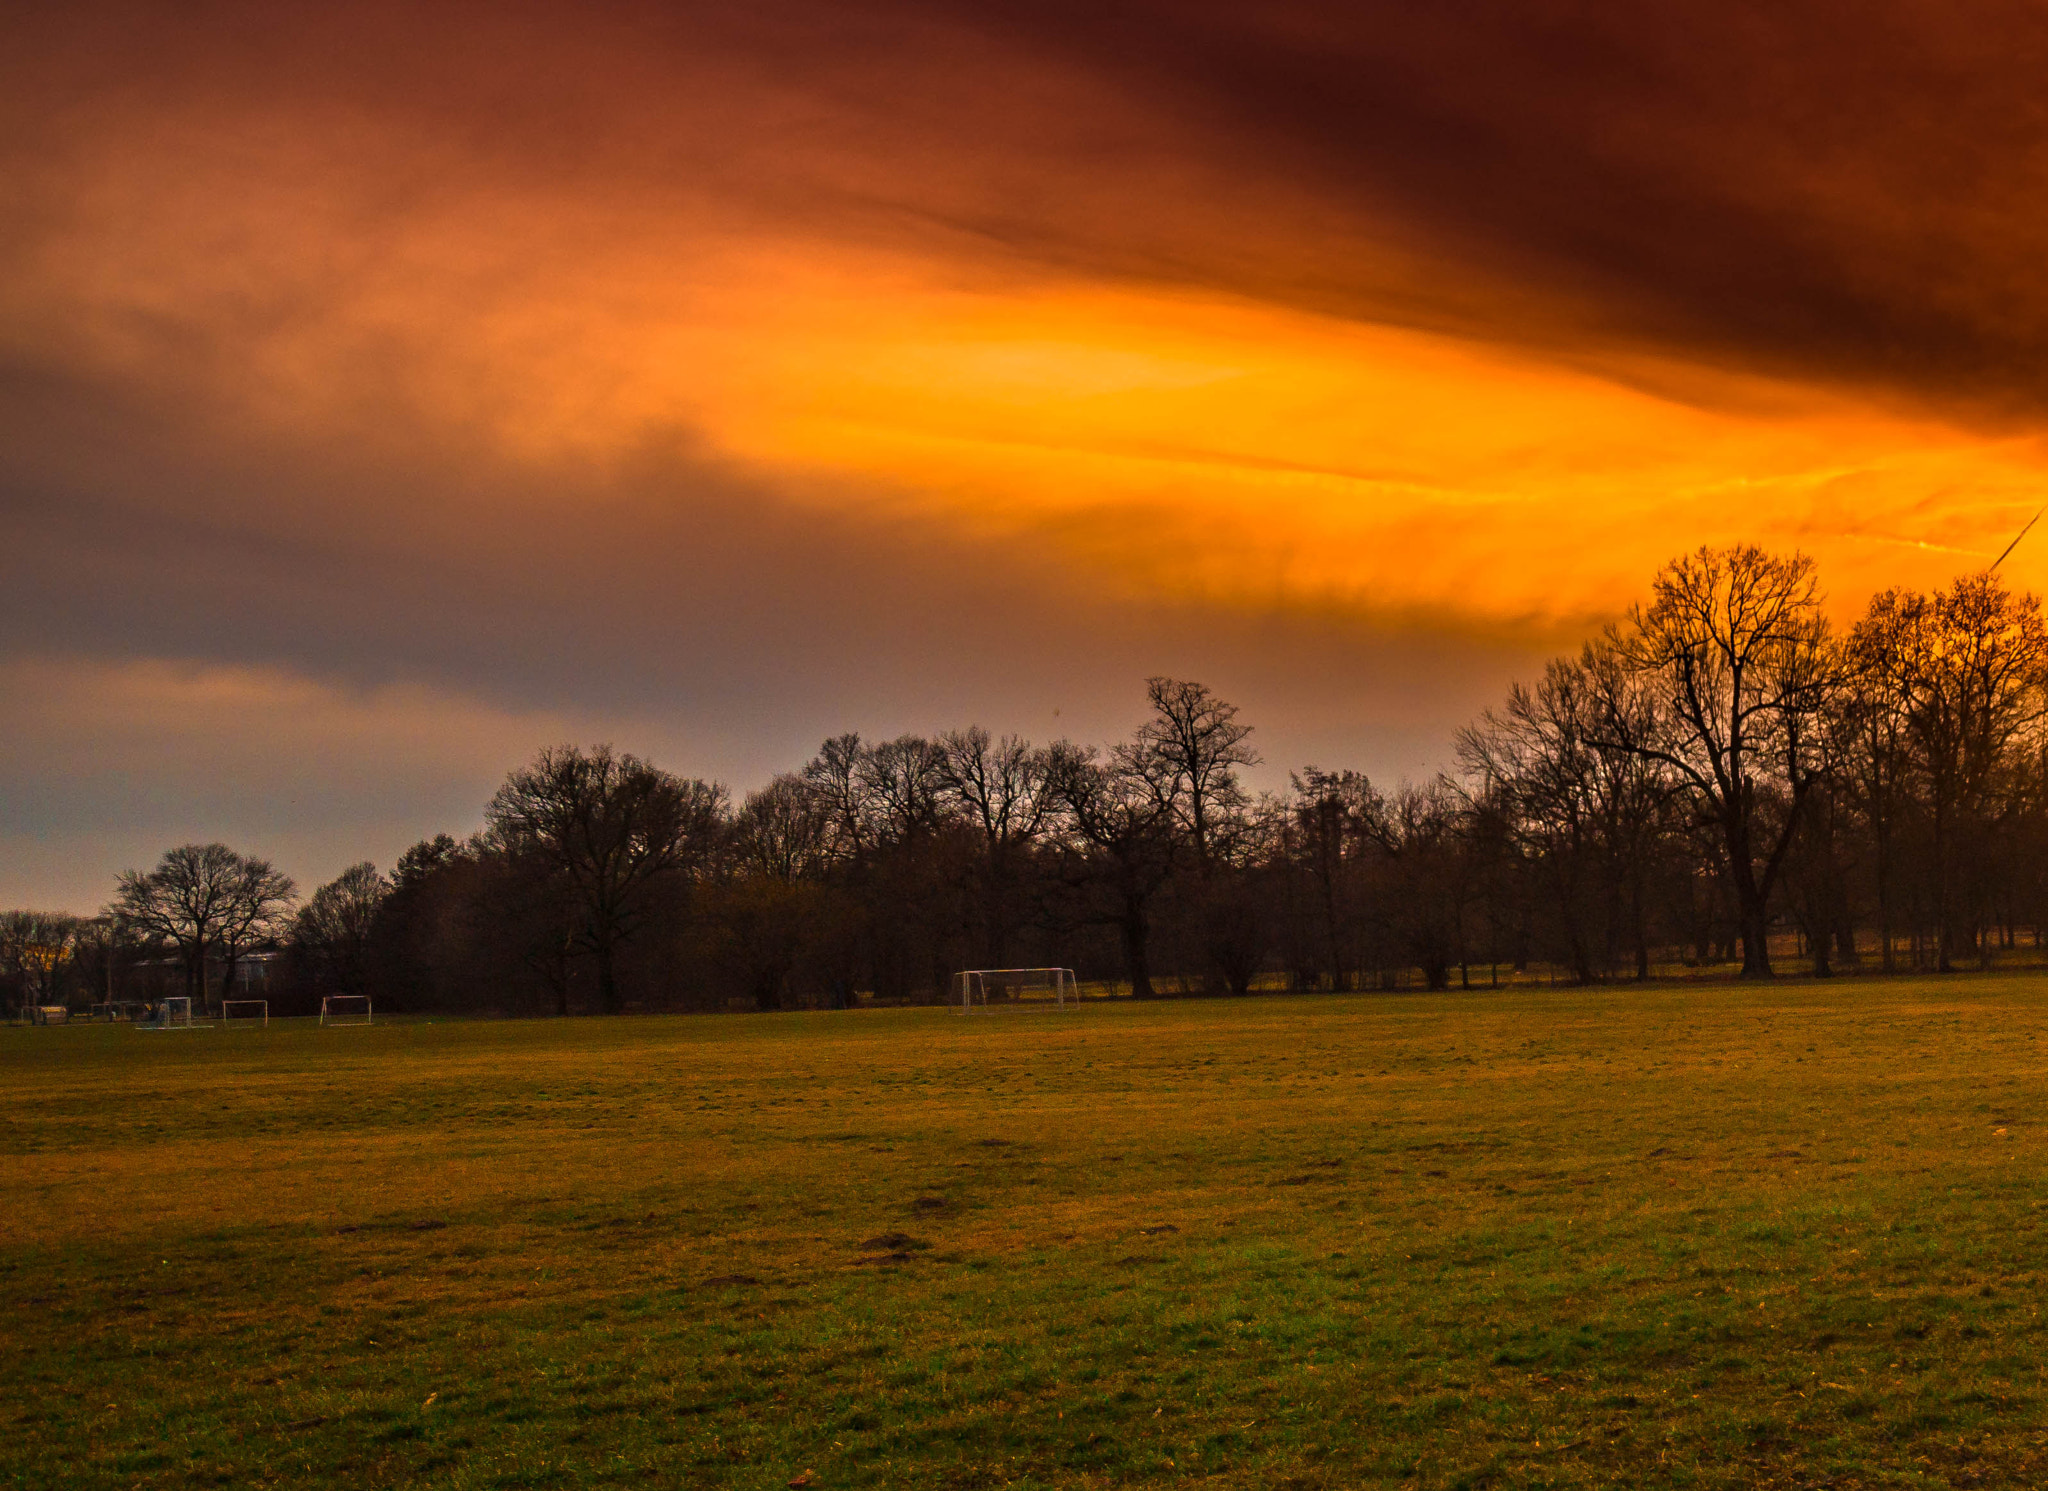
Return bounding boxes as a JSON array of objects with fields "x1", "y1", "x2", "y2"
[
  {"x1": 1136, "y1": 678, "x2": 1259, "y2": 873},
  {"x1": 292, "y1": 862, "x2": 390, "y2": 998},
  {"x1": 857, "y1": 735, "x2": 951, "y2": 848},
  {"x1": 1286, "y1": 768, "x2": 1386, "y2": 991},
  {"x1": 1379, "y1": 780, "x2": 1475, "y2": 990},
  {"x1": 486, "y1": 745, "x2": 727, "y2": 1013},
  {"x1": 214, "y1": 855, "x2": 298, "y2": 1004},
  {"x1": 1594, "y1": 546, "x2": 1835, "y2": 977},
  {"x1": 800, "y1": 734, "x2": 872, "y2": 866},
  {"x1": 113, "y1": 844, "x2": 292, "y2": 1006},
  {"x1": 0, "y1": 911, "x2": 82, "y2": 1016},
  {"x1": 938, "y1": 727, "x2": 1054, "y2": 966},
  {"x1": 1047, "y1": 739, "x2": 1179, "y2": 998},
  {"x1": 1881, "y1": 574, "x2": 2048, "y2": 968},
  {"x1": 1841, "y1": 597, "x2": 1918, "y2": 969},
  {"x1": 1460, "y1": 648, "x2": 1672, "y2": 981},
  {"x1": 731, "y1": 775, "x2": 834, "y2": 883}
]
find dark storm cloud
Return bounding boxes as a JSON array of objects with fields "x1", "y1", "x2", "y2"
[{"x1": 939, "y1": 0, "x2": 2048, "y2": 415}]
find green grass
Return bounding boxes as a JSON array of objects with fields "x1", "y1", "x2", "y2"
[{"x1": 5, "y1": 976, "x2": 2048, "y2": 1488}]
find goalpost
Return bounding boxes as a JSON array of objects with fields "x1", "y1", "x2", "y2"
[
  {"x1": 138, "y1": 997, "x2": 198, "y2": 1030},
  {"x1": 319, "y1": 995, "x2": 373, "y2": 1027},
  {"x1": 956, "y1": 968, "x2": 1081, "y2": 1013},
  {"x1": 221, "y1": 999, "x2": 269, "y2": 1027}
]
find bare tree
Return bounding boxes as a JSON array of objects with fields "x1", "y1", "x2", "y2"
[
  {"x1": 486, "y1": 745, "x2": 727, "y2": 1014},
  {"x1": 1881, "y1": 574, "x2": 2048, "y2": 969},
  {"x1": 800, "y1": 734, "x2": 873, "y2": 866},
  {"x1": 718, "y1": 776, "x2": 840, "y2": 1010},
  {"x1": 857, "y1": 735, "x2": 951, "y2": 847},
  {"x1": 214, "y1": 855, "x2": 298, "y2": 1005},
  {"x1": 1047, "y1": 739, "x2": 1179, "y2": 997},
  {"x1": 937, "y1": 727, "x2": 1054, "y2": 966},
  {"x1": 292, "y1": 862, "x2": 390, "y2": 998},
  {"x1": 731, "y1": 775, "x2": 834, "y2": 883},
  {"x1": 1136, "y1": 678, "x2": 1259, "y2": 873},
  {"x1": 1840, "y1": 599, "x2": 1918, "y2": 970},
  {"x1": 1595, "y1": 546, "x2": 1835, "y2": 978},
  {"x1": 1460, "y1": 649, "x2": 1672, "y2": 981},
  {"x1": 0, "y1": 911, "x2": 83, "y2": 1017},
  {"x1": 1379, "y1": 781, "x2": 1474, "y2": 990},
  {"x1": 112, "y1": 844, "x2": 252, "y2": 1005},
  {"x1": 1285, "y1": 769, "x2": 1386, "y2": 991}
]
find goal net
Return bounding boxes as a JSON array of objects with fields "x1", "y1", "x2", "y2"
[
  {"x1": 222, "y1": 999, "x2": 269, "y2": 1026},
  {"x1": 140, "y1": 997, "x2": 197, "y2": 1030},
  {"x1": 957, "y1": 968, "x2": 1081, "y2": 1013},
  {"x1": 320, "y1": 995, "x2": 373, "y2": 1026}
]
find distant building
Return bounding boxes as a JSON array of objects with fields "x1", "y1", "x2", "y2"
[{"x1": 126, "y1": 950, "x2": 285, "y2": 1000}]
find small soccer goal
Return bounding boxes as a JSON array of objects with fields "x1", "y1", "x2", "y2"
[
  {"x1": 139, "y1": 997, "x2": 197, "y2": 1031},
  {"x1": 221, "y1": 999, "x2": 269, "y2": 1027},
  {"x1": 956, "y1": 968, "x2": 1081, "y2": 1013},
  {"x1": 320, "y1": 995, "x2": 373, "y2": 1027}
]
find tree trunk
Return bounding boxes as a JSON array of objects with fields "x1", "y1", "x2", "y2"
[
  {"x1": 1738, "y1": 898, "x2": 1774, "y2": 978},
  {"x1": 597, "y1": 939, "x2": 622, "y2": 1014},
  {"x1": 1875, "y1": 830, "x2": 1895, "y2": 973},
  {"x1": 1632, "y1": 880, "x2": 1651, "y2": 981},
  {"x1": 1933, "y1": 803, "x2": 1956, "y2": 973},
  {"x1": 1119, "y1": 900, "x2": 1155, "y2": 999}
]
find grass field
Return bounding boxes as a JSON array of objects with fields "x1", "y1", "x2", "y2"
[{"x1": 6, "y1": 977, "x2": 2048, "y2": 1489}]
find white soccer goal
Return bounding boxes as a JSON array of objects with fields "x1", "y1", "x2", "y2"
[
  {"x1": 139, "y1": 997, "x2": 197, "y2": 1030},
  {"x1": 956, "y1": 968, "x2": 1081, "y2": 1013},
  {"x1": 320, "y1": 994, "x2": 373, "y2": 1027},
  {"x1": 221, "y1": 999, "x2": 269, "y2": 1027}
]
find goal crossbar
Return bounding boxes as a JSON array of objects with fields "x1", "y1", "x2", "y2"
[{"x1": 956, "y1": 967, "x2": 1080, "y2": 1013}]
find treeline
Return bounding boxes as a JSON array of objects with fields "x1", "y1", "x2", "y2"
[{"x1": 9, "y1": 544, "x2": 2048, "y2": 1020}]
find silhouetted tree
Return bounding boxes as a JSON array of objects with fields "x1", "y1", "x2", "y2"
[
  {"x1": 0, "y1": 911, "x2": 83, "y2": 1017},
  {"x1": 291, "y1": 862, "x2": 390, "y2": 999},
  {"x1": 1284, "y1": 769, "x2": 1386, "y2": 991},
  {"x1": 1595, "y1": 546, "x2": 1835, "y2": 977},
  {"x1": 213, "y1": 855, "x2": 298, "y2": 1005},
  {"x1": 485, "y1": 745, "x2": 727, "y2": 1013},
  {"x1": 1881, "y1": 574, "x2": 2048, "y2": 968},
  {"x1": 114, "y1": 844, "x2": 295, "y2": 1007},
  {"x1": 1137, "y1": 677, "x2": 1258, "y2": 873},
  {"x1": 938, "y1": 727, "x2": 1054, "y2": 968},
  {"x1": 1047, "y1": 739, "x2": 1179, "y2": 998},
  {"x1": 1460, "y1": 650, "x2": 1672, "y2": 981}
]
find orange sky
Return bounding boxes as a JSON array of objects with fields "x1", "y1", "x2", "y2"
[{"x1": 7, "y1": 0, "x2": 2048, "y2": 907}]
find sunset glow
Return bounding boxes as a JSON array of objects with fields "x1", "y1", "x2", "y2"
[{"x1": 10, "y1": 0, "x2": 2048, "y2": 904}]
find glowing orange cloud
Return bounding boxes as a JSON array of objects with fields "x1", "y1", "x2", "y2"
[
  {"x1": 17, "y1": 135, "x2": 2046, "y2": 635},
  {"x1": 677, "y1": 269, "x2": 2048, "y2": 623},
  {"x1": 13, "y1": 0, "x2": 2048, "y2": 910}
]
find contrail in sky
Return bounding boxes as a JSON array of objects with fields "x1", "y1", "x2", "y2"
[{"x1": 1989, "y1": 505, "x2": 2047, "y2": 573}]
